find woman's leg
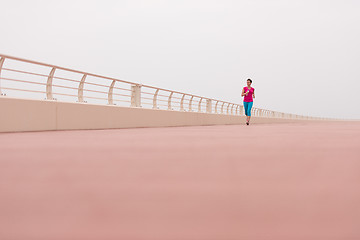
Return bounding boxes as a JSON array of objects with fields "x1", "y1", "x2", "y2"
[
  {"x1": 244, "y1": 102, "x2": 250, "y2": 123},
  {"x1": 247, "y1": 102, "x2": 253, "y2": 123},
  {"x1": 244, "y1": 102, "x2": 249, "y2": 117}
]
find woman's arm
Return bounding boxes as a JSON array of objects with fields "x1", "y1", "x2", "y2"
[
  {"x1": 241, "y1": 88, "x2": 245, "y2": 97},
  {"x1": 252, "y1": 89, "x2": 255, "y2": 99}
]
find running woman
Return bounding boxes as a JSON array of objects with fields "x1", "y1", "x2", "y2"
[{"x1": 241, "y1": 79, "x2": 255, "y2": 125}]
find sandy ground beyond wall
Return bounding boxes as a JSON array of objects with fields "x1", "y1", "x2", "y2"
[{"x1": 0, "y1": 122, "x2": 360, "y2": 240}]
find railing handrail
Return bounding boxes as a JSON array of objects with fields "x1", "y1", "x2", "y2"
[
  {"x1": 0, "y1": 53, "x2": 330, "y2": 120},
  {"x1": 0, "y1": 53, "x2": 233, "y2": 104}
]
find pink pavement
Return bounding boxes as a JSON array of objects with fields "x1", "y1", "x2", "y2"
[{"x1": 0, "y1": 122, "x2": 360, "y2": 240}]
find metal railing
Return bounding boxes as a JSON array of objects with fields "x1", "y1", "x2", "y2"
[{"x1": 0, "y1": 53, "x2": 324, "y2": 120}]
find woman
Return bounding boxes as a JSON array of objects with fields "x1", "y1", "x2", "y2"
[{"x1": 241, "y1": 79, "x2": 255, "y2": 125}]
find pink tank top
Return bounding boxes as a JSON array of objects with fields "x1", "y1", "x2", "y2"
[{"x1": 243, "y1": 87, "x2": 254, "y2": 102}]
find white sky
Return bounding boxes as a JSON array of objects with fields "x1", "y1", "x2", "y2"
[{"x1": 1, "y1": 0, "x2": 359, "y2": 119}]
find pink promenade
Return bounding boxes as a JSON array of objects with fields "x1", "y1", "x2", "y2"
[{"x1": 1, "y1": 122, "x2": 360, "y2": 240}]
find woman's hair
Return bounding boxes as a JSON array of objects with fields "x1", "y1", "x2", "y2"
[{"x1": 247, "y1": 79, "x2": 252, "y2": 83}]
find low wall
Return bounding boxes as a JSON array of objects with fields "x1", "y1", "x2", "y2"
[{"x1": 0, "y1": 97, "x2": 308, "y2": 132}]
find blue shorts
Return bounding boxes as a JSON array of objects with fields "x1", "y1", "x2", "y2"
[{"x1": 243, "y1": 101, "x2": 253, "y2": 116}]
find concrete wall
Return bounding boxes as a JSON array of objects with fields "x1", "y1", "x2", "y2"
[{"x1": 0, "y1": 96, "x2": 309, "y2": 132}]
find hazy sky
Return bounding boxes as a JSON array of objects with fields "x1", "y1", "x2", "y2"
[{"x1": 1, "y1": 0, "x2": 359, "y2": 119}]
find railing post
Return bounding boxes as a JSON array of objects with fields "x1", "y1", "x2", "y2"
[
  {"x1": 206, "y1": 99, "x2": 212, "y2": 113},
  {"x1": 226, "y1": 103, "x2": 231, "y2": 114},
  {"x1": 215, "y1": 101, "x2": 219, "y2": 114},
  {"x1": 78, "y1": 74, "x2": 87, "y2": 102},
  {"x1": 0, "y1": 57, "x2": 5, "y2": 96},
  {"x1": 180, "y1": 94, "x2": 186, "y2": 111},
  {"x1": 236, "y1": 105, "x2": 239, "y2": 115},
  {"x1": 153, "y1": 89, "x2": 159, "y2": 109},
  {"x1": 131, "y1": 84, "x2": 142, "y2": 107},
  {"x1": 231, "y1": 104, "x2": 234, "y2": 115},
  {"x1": 221, "y1": 102, "x2": 225, "y2": 114},
  {"x1": 167, "y1": 92, "x2": 173, "y2": 110},
  {"x1": 108, "y1": 80, "x2": 116, "y2": 105},
  {"x1": 198, "y1": 98, "x2": 203, "y2": 112},
  {"x1": 189, "y1": 96, "x2": 194, "y2": 111},
  {"x1": 46, "y1": 67, "x2": 56, "y2": 100}
]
